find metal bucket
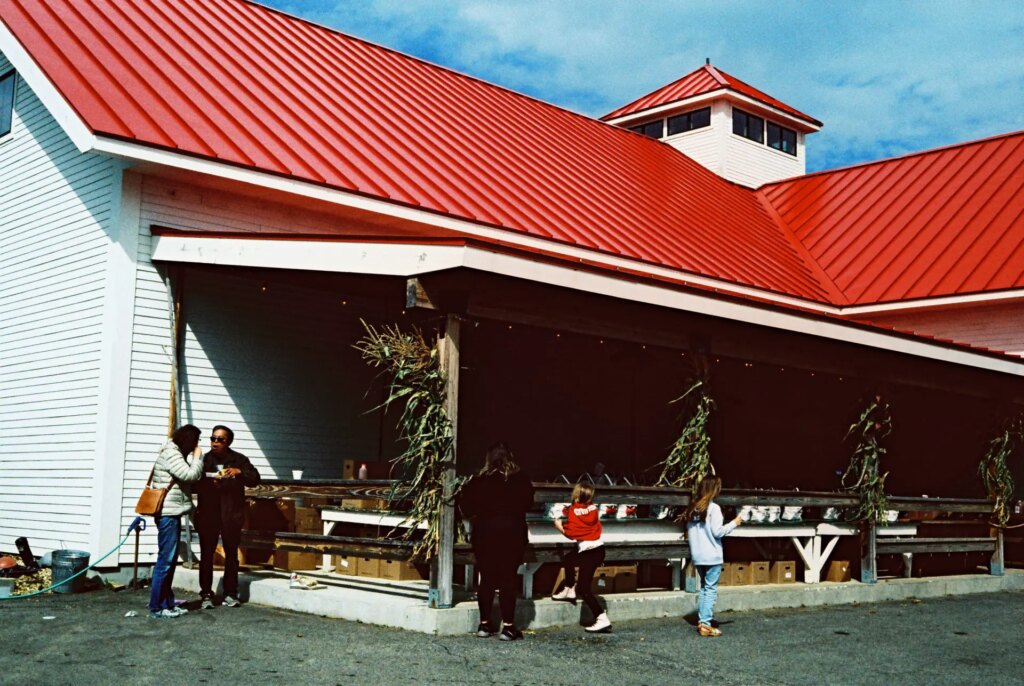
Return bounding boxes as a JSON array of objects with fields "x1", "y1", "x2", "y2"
[{"x1": 51, "y1": 549, "x2": 90, "y2": 593}]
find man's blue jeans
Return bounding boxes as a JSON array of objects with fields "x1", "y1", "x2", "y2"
[
  {"x1": 696, "y1": 564, "x2": 723, "y2": 626},
  {"x1": 149, "y1": 515, "x2": 181, "y2": 611}
]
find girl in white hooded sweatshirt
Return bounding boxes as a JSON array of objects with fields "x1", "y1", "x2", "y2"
[{"x1": 683, "y1": 475, "x2": 743, "y2": 636}]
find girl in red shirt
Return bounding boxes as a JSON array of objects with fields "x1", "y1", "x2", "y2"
[{"x1": 551, "y1": 483, "x2": 612, "y2": 633}]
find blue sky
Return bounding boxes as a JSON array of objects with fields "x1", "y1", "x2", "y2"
[{"x1": 262, "y1": 1, "x2": 1023, "y2": 172}]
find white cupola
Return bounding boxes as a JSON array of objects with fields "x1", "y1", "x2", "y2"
[{"x1": 602, "y1": 61, "x2": 822, "y2": 188}]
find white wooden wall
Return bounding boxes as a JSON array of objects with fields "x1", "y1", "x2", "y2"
[
  {"x1": 859, "y1": 302, "x2": 1024, "y2": 358},
  {"x1": 0, "y1": 54, "x2": 123, "y2": 554},
  {"x1": 121, "y1": 177, "x2": 389, "y2": 562}
]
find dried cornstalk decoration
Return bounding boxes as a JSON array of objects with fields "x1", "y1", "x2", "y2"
[
  {"x1": 842, "y1": 396, "x2": 892, "y2": 523},
  {"x1": 978, "y1": 416, "x2": 1022, "y2": 527},
  {"x1": 354, "y1": 320, "x2": 461, "y2": 560},
  {"x1": 657, "y1": 379, "x2": 715, "y2": 491}
]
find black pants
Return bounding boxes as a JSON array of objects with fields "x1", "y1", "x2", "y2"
[
  {"x1": 475, "y1": 543, "x2": 523, "y2": 626},
  {"x1": 198, "y1": 520, "x2": 242, "y2": 599},
  {"x1": 562, "y1": 546, "x2": 606, "y2": 618}
]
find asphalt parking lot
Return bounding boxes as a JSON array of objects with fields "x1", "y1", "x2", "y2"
[{"x1": 0, "y1": 587, "x2": 1020, "y2": 685}]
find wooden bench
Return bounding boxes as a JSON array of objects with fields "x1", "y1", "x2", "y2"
[{"x1": 861, "y1": 497, "x2": 1002, "y2": 583}]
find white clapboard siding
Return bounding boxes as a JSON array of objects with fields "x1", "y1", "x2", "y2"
[
  {"x1": 0, "y1": 54, "x2": 121, "y2": 553},
  {"x1": 860, "y1": 302, "x2": 1024, "y2": 358},
  {"x1": 120, "y1": 177, "x2": 393, "y2": 562}
]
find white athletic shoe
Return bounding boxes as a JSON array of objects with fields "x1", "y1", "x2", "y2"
[
  {"x1": 585, "y1": 612, "x2": 612, "y2": 633},
  {"x1": 551, "y1": 585, "x2": 576, "y2": 601},
  {"x1": 222, "y1": 595, "x2": 241, "y2": 607}
]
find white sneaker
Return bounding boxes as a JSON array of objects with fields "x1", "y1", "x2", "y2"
[
  {"x1": 222, "y1": 595, "x2": 241, "y2": 608},
  {"x1": 170, "y1": 606, "x2": 189, "y2": 616},
  {"x1": 149, "y1": 609, "x2": 178, "y2": 619},
  {"x1": 200, "y1": 598, "x2": 215, "y2": 610},
  {"x1": 551, "y1": 585, "x2": 576, "y2": 601},
  {"x1": 585, "y1": 612, "x2": 612, "y2": 633}
]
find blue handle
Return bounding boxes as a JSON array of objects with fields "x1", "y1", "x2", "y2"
[{"x1": 128, "y1": 516, "x2": 146, "y2": 534}]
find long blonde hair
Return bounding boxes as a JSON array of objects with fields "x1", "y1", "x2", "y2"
[
  {"x1": 571, "y1": 483, "x2": 594, "y2": 505},
  {"x1": 479, "y1": 442, "x2": 520, "y2": 479},
  {"x1": 685, "y1": 475, "x2": 722, "y2": 521}
]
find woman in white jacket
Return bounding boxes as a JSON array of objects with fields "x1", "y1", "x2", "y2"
[
  {"x1": 684, "y1": 475, "x2": 743, "y2": 636},
  {"x1": 148, "y1": 424, "x2": 204, "y2": 618}
]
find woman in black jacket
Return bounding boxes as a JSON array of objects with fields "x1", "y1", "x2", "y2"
[{"x1": 458, "y1": 443, "x2": 534, "y2": 641}]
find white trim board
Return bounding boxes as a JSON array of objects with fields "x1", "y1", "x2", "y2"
[
  {"x1": 0, "y1": 21, "x2": 96, "y2": 153},
  {"x1": 150, "y1": 235, "x2": 1024, "y2": 377}
]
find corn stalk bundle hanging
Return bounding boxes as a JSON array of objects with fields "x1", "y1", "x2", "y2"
[
  {"x1": 354, "y1": 320, "x2": 461, "y2": 560},
  {"x1": 978, "y1": 416, "x2": 1022, "y2": 527},
  {"x1": 657, "y1": 380, "x2": 715, "y2": 491},
  {"x1": 842, "y1": 397, "x2": 892, "y2": 524}
]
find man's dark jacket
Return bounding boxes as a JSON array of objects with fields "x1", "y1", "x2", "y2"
[{"x1": 195, "y1": 448, "x2": 261, "y2": 529}]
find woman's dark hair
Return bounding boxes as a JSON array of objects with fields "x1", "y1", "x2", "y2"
[
  {"x1": 479, "y1": 442, "x2": 519, "y2": 479},
  {"x1": 172, "y1": 424, "x2": 201, "y2": 457},
  {"x1": 211, "y1": 424, "x2": 234, "y2": 445},
  {"x1": 685, "y1": 475, "x2": 723, "y2": 522}
]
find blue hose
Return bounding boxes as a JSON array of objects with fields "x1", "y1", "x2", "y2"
[{"x1": 0, "y1": 517, "x2": 146, "y2": 600}]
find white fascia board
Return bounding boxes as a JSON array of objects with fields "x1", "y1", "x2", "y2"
[
  {"x1": 148, "y1": 235, "x2": 1024, "y2": 376},
  {"x1": 151, "y1": 234, "x2": 467, "y2": 276},
  {"x1": 0, "y1": 21, "x2": 96, "y2": 152},
  {"x1": 606, "y1": 90, "x2": 820, "y2": 133},
  {"x1": 838, "y1": 288, "x2": 1024, "y2": 316},
  {"x1": 94, "y1": 136, "x2": 836, "y2": 314}
]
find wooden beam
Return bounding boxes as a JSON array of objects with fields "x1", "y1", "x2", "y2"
[
  {"x1": 241, "y1": 531, "x2": 416, "y2": 561},
  {"x1": 167, "y1": 265, "x2": 185, "y2": 436},
  {"x1": 431, "y1": 314, "x2": 460, "y2": 608},
  {"x1": 405, "y1": 277, "x2": 437, "y2": 310},
  {"x1": 246, "y1": 480, "x2": 404, "y2": 500}
]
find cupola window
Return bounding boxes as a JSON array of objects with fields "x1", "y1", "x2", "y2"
[
  {"x1": 667, "y1": 107, "x2": 711, "y2": 136},
  {"x1": 732, "y1": 108, "x2": 764, "y2": 143}
]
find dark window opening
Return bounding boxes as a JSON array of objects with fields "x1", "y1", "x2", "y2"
[
  {"x1": 767, "y1": 122, "x2": 797, "y2": 156},
  {"x1": 0, "y1": 71, "x2": 14, "y2": 138},
  {"x1": 629, "y1": 120, "x2": 664, "y2": 139},
  {"x1": 667, "y1": 107, "x2": 711, "y2": 136},
  {"x1": 732, "y1": 108, "x2": 764, "y2": 144}
]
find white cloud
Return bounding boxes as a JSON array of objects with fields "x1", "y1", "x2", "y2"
[{"x1": 264, "y1": 0, "x2": 1024, "y2": 170}]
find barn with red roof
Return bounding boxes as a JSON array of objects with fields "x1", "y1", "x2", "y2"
[{"x1": 0, "y1": 0, "x2": 1021, "y2": 617}]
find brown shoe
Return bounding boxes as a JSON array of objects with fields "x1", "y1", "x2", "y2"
[{"x1": 697, "y1": 623, "x2": 722, "y2": 637}]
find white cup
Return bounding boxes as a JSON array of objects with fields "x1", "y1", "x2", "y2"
[{"x1": 292, "y1": 469, "x2": 303, "y2": 480}]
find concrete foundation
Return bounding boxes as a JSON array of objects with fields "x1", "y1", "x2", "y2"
[{"x1": 173, "y1": 567, "x2": 1024, "y2": 635}]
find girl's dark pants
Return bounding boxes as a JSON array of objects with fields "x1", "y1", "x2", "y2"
[
  {"x1": 475, "y1": 541, "x2": 523, "y2": 625},
  {"x1": 562, "y1": 545, "x2": 606, "y2": 618}
]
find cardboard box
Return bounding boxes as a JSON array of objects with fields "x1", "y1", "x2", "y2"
[
  {"x1": 275, "y1": 501, "x2": 322, "y2": 533},
  {"x1": 335, "y1": 555, "x2": 359, "y2": 576},
  {"x1": 379, "y1": 559, "x2": 426, "y2": 581},
  {"x1": 769, "y1": 560, "x2": 797, "y2": 584},
  {"x1": 730, "y1": 562, "x2": 750, "y2": 586},
  {"x1": 826, "y1": 560, "x2": 852, "y2": 582},
  {"x1": 590, "y1": 567, "x2": 615, "y2": 594},
  {"x1": 613, "y1": 564, "x2": 638, "y2": 593},
  {"x1": 273, "y1": 549, "x2": 318, "y2": 571},
  {"x1": 746, "y1": 561, "x2": 770, "y2": 585},
  {"x1": 357, "y1": 557, "x2": 381, "y2": 578}
]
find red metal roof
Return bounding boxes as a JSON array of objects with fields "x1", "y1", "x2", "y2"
[
  {"x1": 602, "y1": 64, "x2": 822, "y2": 127},
  {"x1": 0, "y1": 0, "x2": 833, "y2": 302},
  {"x1": 759, "y1": 131, "x2": 1024, "y2": 305}
]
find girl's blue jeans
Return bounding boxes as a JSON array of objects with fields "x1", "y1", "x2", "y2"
[
  {"x1": 696, "y1": 564, "x2": 722, "y2": 626},
  {"x1": 149, "y1": 515, "x2": 182, "y2": 611}
]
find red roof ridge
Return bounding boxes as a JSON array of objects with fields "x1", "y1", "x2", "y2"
[
  {"x1": 760, "y1": 129, "x2": 1024, "y2": 189},
  {"x1": 754, "y1": 192, "x2": 849, "y2": 305},
  {"x1": 703, "y1": 64, "x2": 730, "y2": 87}
]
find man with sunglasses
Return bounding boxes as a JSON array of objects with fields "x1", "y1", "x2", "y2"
[{"x1": 195, "y1": 425, "x2": 260, "y2": 609}]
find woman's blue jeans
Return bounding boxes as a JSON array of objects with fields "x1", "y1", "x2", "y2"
[
  {"x1": 149, "y1": 515, "x2": 182, "y2": 611},
  {"x1": 696, "y1": 564, "x2": 722, "y2": 626}
]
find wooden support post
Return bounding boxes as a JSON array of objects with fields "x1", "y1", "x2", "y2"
[
  {"x1": 167, "y1": 266, "x2": 185, "y2": 436},
  {"x1": 991, "y1": 526, "x2": 1004, "y2": 576},
  {"x1": 430, "y1": 314, "x2": 460, "y2": 609},
  {"x1": 860, "y1": 521, "x2": 877, "y2": 584}
]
